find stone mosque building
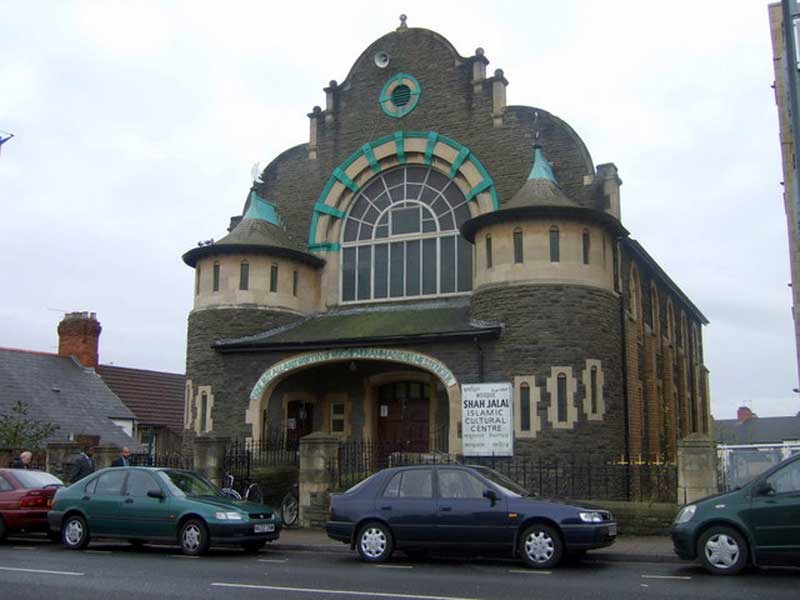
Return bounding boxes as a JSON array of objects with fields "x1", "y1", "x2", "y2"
[{"x1": 182, "y1": 17, "x2": 710, "y2": 462}]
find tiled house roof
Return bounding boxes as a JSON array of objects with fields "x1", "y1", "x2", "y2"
[
  {"x1": 715, "y1": 417, "x2": 800, "y2": 445},
  {"x1": 96, "y1": 365, "x2": 185, "y2": 432},
  {"x1": 0, "y1": 347, "x2": 136, "y2": 447}
]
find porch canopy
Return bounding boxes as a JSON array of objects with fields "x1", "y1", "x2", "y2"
[{"x1": 213, "y1": 301, "x2": 501, "y2": 352}]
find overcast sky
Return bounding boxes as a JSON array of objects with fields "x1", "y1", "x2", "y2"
[{"x1": 1, "y1": 1, "x2": 797, "y2": 419}]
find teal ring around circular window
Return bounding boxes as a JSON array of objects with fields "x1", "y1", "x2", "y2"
[{"x1": 379, "y1": 73, "x2": 422, "y2": 118}]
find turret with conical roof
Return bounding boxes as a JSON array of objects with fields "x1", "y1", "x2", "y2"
[
  {"x1": 462, "y1": 144, "x2": 626, "y2": 293},
  {"x1": 183, "y1": 191, "x2": 324, "y2": 314}
]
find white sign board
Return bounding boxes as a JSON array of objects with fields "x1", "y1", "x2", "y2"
[{"x1": 461, "y1": 383, "x2": 513, "y2": 457}]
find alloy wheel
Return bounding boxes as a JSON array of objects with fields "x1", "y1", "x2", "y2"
[
  {"x1": 704, "y1": 534, "x2": 740, "y2": 569},
  {"x1": 182, "y1": 524, "x2": 202, "y2": 553},
  {"x1": 524, "y1": 530, "x2": 555, "y2": 563},
  {"x1": 65, "y1": 519, "x2": 84, "y2": 546},
  {"x1": 360, "y1": 527, "x2": 387, "y2": 559}
]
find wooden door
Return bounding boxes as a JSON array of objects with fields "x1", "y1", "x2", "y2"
[
  {"x1": 377, "y1": 382, "x2": 430, "y2": 452},
  {"x1": 286, "y1": 400, "x2": 314, "y2": 450}
]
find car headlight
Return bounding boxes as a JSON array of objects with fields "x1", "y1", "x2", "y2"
[
  {"x1": 215, "y1": 511, "x2": 244, "y2": 520},
  {"x1": 674, "y1": 505, "x2": 696, "y2": 524},
  {"x1": 579, "y1": 511, "x2": 604, "y2": 523}
]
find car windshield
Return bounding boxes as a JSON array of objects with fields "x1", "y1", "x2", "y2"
[
  {"x1": 471, "y1": 466, "x2": 532, "y2": 497},
  {"x1": 12, "y1": 470, "x2": 63, "y2": 489},
  {"x1": 158, "y1": 470, "x2": 223, "y2": 497}
]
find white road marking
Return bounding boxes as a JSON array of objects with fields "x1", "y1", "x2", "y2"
[
  {"x1": 12, "y1": 546, "x2": 37, "y2": 550},
  {"x1": 172, "y1": 555, "x2": 199, "y2": 559},
  {"x1": 641, "y1": 575, "x2": 692, "y2": 580},
  {"x1": 375, "y1": 564, "x2": 414, "y2": 569},
  {"x1": 0, "y1": 566, "x2": 84, "y2": 576},
  {"x1": 84, "y1": 550, "x2": 112, "y2": 555},
  {"x1": 211, "y1": 582, "x2": 482, "y2": 600},
  {"x1": 508, "y1": 569, "x2": 551, "y2": 575},
  {"x1": 257, "y1": 558, "x2": 288, "y2": 563}
]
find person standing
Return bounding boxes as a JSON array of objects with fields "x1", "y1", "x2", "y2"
[
  {"x1": 111, "y1": 447, "x2": 131, "y2": 467},
  {"x1": 71, "y1": 446, "x2": 96, "y2": 483},
  {"x1": 11, "y1": 451, "x2": 32, "y2": 469}
]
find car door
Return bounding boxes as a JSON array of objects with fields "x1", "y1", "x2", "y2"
[
  {"x1": 435, "y1": 467, "x2": 511, "y2": 546},
  {"x1": 745, "y1": 458, "x2": 800, "y2": 561},
  {"x1": 377, "y1": 468, "x2": 437, "y2": 544},
  {"x1": 85, "y1": 469, "x2": 127, "y2": 535},
  {"x1": 119, "y1": 470, "x2": 174, "y2": 540},
  {"x1": 0, "y1": 474, "x2": 20, "y2": 525}
]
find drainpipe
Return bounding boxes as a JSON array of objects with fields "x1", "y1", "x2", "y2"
[
  {"x1": 616, "y1": 237, "x2": 632, "y2": 500},
  {"x1": 474, "y1": 337, "x2": 485, "y2": 383}
]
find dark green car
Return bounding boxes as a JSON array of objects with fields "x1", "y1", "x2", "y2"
[
  {"x1": 47, "y1": 467, "x2": 280, "y2": 555},
  {"x1": 671, "y1": 453, "x2": 800, "y2": 575}
]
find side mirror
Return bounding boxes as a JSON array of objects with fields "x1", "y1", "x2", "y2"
[
  {"x1": 483, "y1": 489, "x2": 498, "y2": 505},
  {"x1": 755, "y1": 481, "x2": 775, "y2": 497},
  {"x1": 147, "y1": 489, "x2": 165, "y2": 500}
]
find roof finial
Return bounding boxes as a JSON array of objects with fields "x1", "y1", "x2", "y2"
[
  {"x1": 528, "y1": 144, "x2": 558, "y2": 184},
  {"x1": 398, "y1": 14, "x2": 408, "y2": 29}
]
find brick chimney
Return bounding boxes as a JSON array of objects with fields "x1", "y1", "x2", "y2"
[
  {"x1": 57, "y1": 311, "x2": 101, "y2": 368},
  {"x1": 737, "y1": 406, "x2": 756, "y2": 423}
]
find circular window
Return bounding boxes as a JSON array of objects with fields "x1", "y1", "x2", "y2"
[{"x1": 379, "y1": 73, "x2": 421, "y2": 118}]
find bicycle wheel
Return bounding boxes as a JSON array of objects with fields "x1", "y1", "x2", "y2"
[
  {"x1": 281, "y1": 492, "x2": 298, "y2": 527},
  {"x1": 245, "y1": 483, "x2": 264, "y2": 504},
  {"x1": 221, "y1": 487, "x2": 242, "y2": 500}
]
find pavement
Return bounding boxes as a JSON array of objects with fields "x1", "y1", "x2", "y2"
[{"x1": 278, "y1": 527, "x2": 679, "y2": 563}]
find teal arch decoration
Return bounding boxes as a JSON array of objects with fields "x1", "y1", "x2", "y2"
[
  {"x1": 379, "y1": 73, "x2": 422, "y2": 118},
  {"x1": 308, "y1": 131, "x2": 500, "y2": 252}
]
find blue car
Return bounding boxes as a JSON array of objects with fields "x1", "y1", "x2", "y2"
[{"x1": 326, "y1": 464, "x2": 616, "y2": 568}]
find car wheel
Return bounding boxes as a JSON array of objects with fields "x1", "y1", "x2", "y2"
[
  {"x1": 62, "y1": 515, "x2": 90, "y2": 550},
  {"x1": 697, "y1": 526, "x2": 748, "y2": 575},
  {"x1": 356, "y1": 521, "x2": 394, "y2": 563},
  {"x1": 179, "y1": 519, "x2": 210, "y2": 556},
  {"x1": 519, "y1": 524, "x2": 563, "y2": 569},
  {"x1": 241, "y1": 540, "x2": 267, "y2": 553}
]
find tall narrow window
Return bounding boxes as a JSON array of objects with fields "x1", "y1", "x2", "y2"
[
  {"x1": 557, "y1": 374, "x2": 567, "y2": 422},
  {"x1": 200, "y1": 392, "x2": 208, "y2": 433},
  {"x1": 270, "y1": 264, "x2": 278, "y2": 293},
  {"x1": 520, "y1": 383, "x2": 531, "y2": 432},
  {"x1": 239, "y1": 261, "x2": 249, "y2": 290},
  {"x1": 513, "y1": 228, "x2": 524, "y2": 263},
  {"x1": 485, "y1": 234, "x2": 493, "y2": 268},
  {"x1": 582, "y1": 229, "x2": 590, "y2": 265},
  {"x1": 195, "y1": 267, "x2": 201, "y2": 296},
  {"x1": 292, "y1": 270, "x2": 298, "y2": 296},
  {"x1": 590, "y1": 367, "x2": 598, "y2": 414},
  {"x1": 330, "y1": 402, "x2": 345, "y2": 434},
  {"x1": 213, "y1": 262, "x2": 220, "y2": 292},
  {"x1": 549, "y1": 226, "x2": 560, "y2": 262}
]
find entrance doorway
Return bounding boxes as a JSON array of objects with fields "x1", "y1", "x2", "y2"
[
  {"x1": 286, "y1": 400, "x2": 314, "y2": 450},
  {"x1": 377, "y1": 382, "x2": 430, "y2": 451}
]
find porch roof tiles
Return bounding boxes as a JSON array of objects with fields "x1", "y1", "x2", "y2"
[{"x1": 214, "y1": 302, "x2": 502, "y2": 352}]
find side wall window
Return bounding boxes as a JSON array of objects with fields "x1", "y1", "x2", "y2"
[
  {"x1": 485, "y1": 234, "x2": 493, "y2": 268},
  {"x1": 213, "y1": 262, "x2": 220, "y2": 292},
  {"x1": 239, "y1": 261, "x2": 249, "y2": 291},
  {"x1": 549, "y1": 226, "x2": 560, "y2": 262},
  {"x1": 513, "y1": 228, "x2": 524, "y2": 263},
  {"x1": 270, "y1": 264, "x2": 279, "y2": 293},
  {"x1": 582, "y1": 229, "x2": 590, "y2": 265}
]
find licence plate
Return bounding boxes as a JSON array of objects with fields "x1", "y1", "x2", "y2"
[
  {"x1": 254, "y1": 524, "x2": 275, "y2": 533},
  {"x1": 608, "y1": 524, "x2": 617, "y2": 536}
]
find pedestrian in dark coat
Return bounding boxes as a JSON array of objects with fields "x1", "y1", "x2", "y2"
[
  {"x1": 111, "y1": 447, "x2": 131, "y2": 467},
  {"x1": 11, "y1": 451, "x2": 32, "y2": 469},
  {"x1": 71, "y1": 446, "x2": 96, "y2": 483}
]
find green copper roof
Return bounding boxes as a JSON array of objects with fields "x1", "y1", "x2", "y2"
[
  {"x1": 529, "y1": 145, "x2": 557, "y2": 183},
  {"x1": 244, "y1": 191, "x2": 284, "y2": 228}
]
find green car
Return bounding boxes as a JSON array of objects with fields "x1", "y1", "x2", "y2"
[
  {"x1": 671, "y1": 453, "x2": 800, "y2": 575},
  {"x1": 47, "y1": 467, "x2": 280, "y2": 555}
]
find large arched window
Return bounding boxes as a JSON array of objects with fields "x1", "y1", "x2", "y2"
[{"x1": 341, "y1": 166, "x2": 473, "y2": 302}]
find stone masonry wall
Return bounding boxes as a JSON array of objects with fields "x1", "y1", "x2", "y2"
[{"x1": 471, "y1": 283, "x2": 626, "y2": 458}]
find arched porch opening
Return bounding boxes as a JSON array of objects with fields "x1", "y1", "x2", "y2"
[{"x1": 245, "y1": 348, "x2": 461, "y2": 454}]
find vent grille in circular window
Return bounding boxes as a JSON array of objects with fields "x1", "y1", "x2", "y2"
[{"x1": 379, "y1": 73, "x2": 421, "y2": 118}]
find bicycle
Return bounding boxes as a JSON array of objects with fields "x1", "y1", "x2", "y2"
[
  {"x1": 220, "y1": 472, "x2": 264, "y2": 503},
  {"x1": 279, "y1": 483, "x2": 299, "y2": 527}
]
